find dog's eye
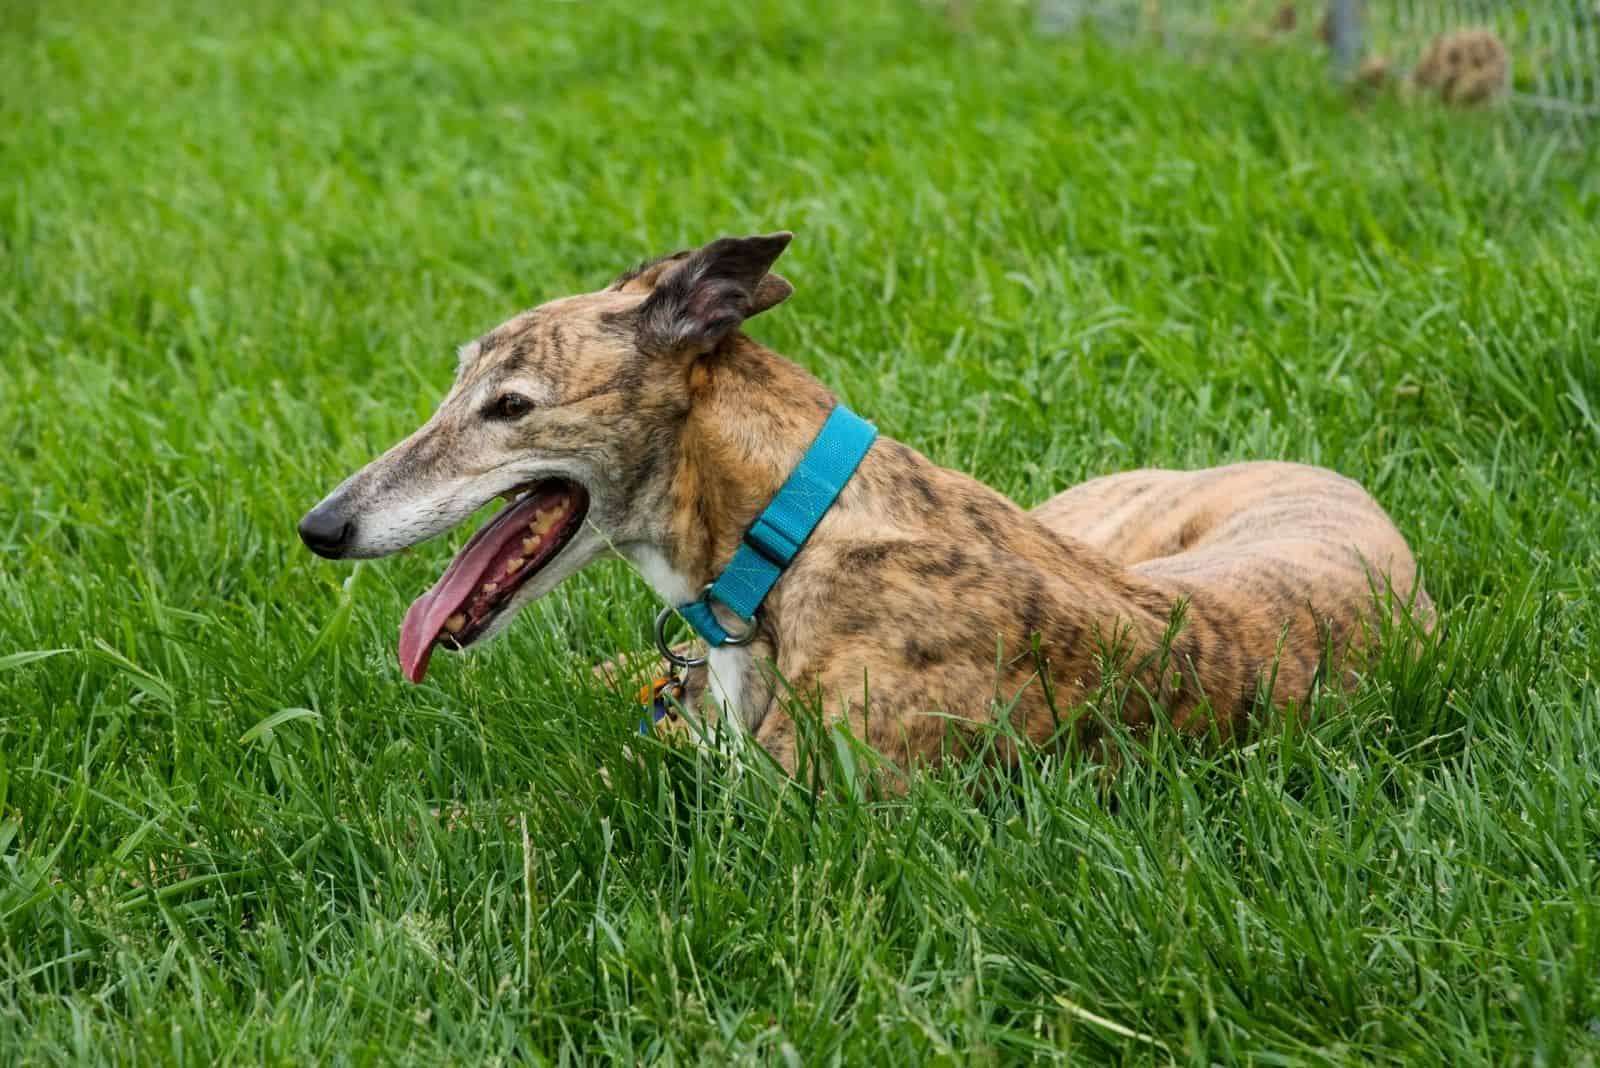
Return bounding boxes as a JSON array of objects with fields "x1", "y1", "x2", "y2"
[{"x1": 489, "y1": 393, "x2": 532, "y2": 420}]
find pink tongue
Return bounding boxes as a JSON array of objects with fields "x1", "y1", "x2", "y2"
[
  {"x1": 397, "y1": 545, "x2": 499, "y2": 683},
  {"x1": 396, "y1": 491, "x2": 560, "y2": 683},
  {"x1": 398, "y1": 588, "x2": 449, "y2": 684}
]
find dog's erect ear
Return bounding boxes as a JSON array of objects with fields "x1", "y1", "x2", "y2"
[{"x1": 635, "y1": 232, "x2": 793, "y2": 353}]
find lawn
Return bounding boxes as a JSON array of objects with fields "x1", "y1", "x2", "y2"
[{"x1": 3, "y1": 0, "x2": 1599, "y2": 1062}]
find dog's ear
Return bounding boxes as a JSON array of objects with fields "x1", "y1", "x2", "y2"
[
  {"x1": 635, "y1": 232, "x2": 793, "y2": 353},
  {"x1": 748, "y1": 271, "x2": 795, "y2": 317}
]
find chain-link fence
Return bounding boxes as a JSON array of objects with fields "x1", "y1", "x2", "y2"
[{"x1": 1036, "y1": 1, "x2": 1600, "y2": 120}]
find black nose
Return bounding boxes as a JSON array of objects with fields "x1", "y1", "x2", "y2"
[{"x1": 297, "y1": 504, "x2": 357, "y2": 559}]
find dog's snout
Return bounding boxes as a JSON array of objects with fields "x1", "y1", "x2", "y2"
[{"x1": 298, "y1": 502, "x2": 358, "y2": 559}]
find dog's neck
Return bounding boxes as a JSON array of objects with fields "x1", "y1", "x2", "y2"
[{"x1": 644, "y1": 336, "x2": 839, "y2": 599}]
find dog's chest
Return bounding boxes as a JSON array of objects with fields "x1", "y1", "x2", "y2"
[
  {"x1": 706, "y1": 645, "x2": 753, "y2": 728},
  {"x1": 623, "y1": 543, "x2": 763, "y2": 729}
]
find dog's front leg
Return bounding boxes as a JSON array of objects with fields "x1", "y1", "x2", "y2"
[
  {"x1": 591, "y1": 644, "x2": 701, "y2": 689},
  {"x1": 592, "y1": 645, "x2": 709, "y2": 737},
  {"x1": 752, "y1": 707, "x2": 801, "y2": 776},
  {"x1": 752, "y1": 692, "x2": 966, "y2": 789},
  {"x1": 593, "y1": 641, "x2": 778, "y2": 750},
  {"x1": 752, "y1": 702, "x2": 929, "y2": 793}
]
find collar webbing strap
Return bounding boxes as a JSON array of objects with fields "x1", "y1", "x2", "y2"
[{"x1": 677, "y1": 404, "x2": 877, "y2": 647}]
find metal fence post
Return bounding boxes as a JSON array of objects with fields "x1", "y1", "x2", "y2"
[{"x1": 1327, "y1": 0, "x2": 1365, "y2": 76}]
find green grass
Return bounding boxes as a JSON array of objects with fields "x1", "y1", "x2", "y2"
[{"x1": 3, "y1": 0, "x2": 1600, "y2": 1062}]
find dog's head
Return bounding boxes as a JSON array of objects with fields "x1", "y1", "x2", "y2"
[{"x1": 297, "y1": 232, "x2": 794, "y2": 681}]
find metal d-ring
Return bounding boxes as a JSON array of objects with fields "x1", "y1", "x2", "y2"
[
  {"x1": 653, "y1": 604, "x2": 706, "y2": 668},
  {"x1": 652, "y1": 585, "x2": 758, "y2": 668},
  {"x1": 704, "y1": 585, "x2": 761, "y2": 647}
]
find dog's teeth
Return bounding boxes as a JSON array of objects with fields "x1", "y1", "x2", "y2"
[
  {"x1": 483, "y1": 582, "x2": 499, "y2": 594},
  {"x1": 444, "y1": 613, "x2": 466, "y2": 634},
  {"x1": 523, "y1": 536, "x2": 540, "y2": 553},
  {"x1": 505, "y1": 557, "x2": 525, "y2": 575},
  {"x1": 523, "y1": 499, "x2": 572, "y2": 540}
]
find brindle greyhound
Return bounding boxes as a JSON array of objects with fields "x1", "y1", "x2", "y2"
[{"x1": 298, "y1": 232, "x2": 1430, "y2": 772}]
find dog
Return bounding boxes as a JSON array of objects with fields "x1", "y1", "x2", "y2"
[{"x1": 298, "y1": 232, "x2": 1431, "y2": 773}]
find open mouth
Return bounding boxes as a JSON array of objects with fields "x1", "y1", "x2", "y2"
[{"x1": 397, "y1": 479, "x2": 589, "y2": 683}]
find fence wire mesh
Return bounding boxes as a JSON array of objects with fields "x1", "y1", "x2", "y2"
[{"x1": 1035, "y1": 1, "x2": 1600, "y2": 121}]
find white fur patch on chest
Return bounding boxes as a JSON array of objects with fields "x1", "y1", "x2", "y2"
[
  {"x1": 706, "y1": 645, "x2": 751, "y2": 729},
  {"x1": 620, "y1": 544, "x2": 758, "y2": 738},
  {"x1": 622, "y1": 544, "x2": 698, "y2": 605}
]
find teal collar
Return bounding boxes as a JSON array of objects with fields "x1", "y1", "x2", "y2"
[{"x1": 655, "y1": 404, "x2": 877, "y2": 663}]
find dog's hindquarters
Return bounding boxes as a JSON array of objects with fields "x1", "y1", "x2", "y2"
[{"x1": 1031, "y1": 461, "x2": 1433, "y2": 672}]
